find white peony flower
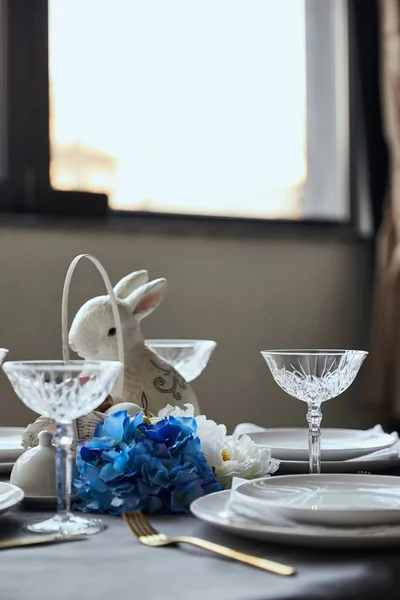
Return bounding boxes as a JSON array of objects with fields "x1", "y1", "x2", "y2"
[
  {"x1": 157, "y1": 404, "x2": 280, "y2": 488},
  {"x1": 215, "y1": 434, "x2": 280, "y2": 489},
  {"x1": 194, "y1": 415, "x2": 227, "y2": 471}
]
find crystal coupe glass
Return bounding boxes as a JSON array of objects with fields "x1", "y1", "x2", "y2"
[
  {"x1": 145, "y1": 339, "x2": 217, "y2": 382},
  {"x1": 2, "y1": 360, "x2": 122, "y2": 535},
  {"x1": 260, "y1": 350, "x2": 368, "y2": 474}
]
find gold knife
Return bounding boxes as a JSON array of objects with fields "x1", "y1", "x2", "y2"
[{"x1": 0, "y1": 532, "x2": 87, "y2": 550}]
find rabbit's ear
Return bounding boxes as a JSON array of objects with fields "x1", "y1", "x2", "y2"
[
  {"x1": 113, "y1": 270, "x2": 149, "y2": 300},
  {"x1": 124, "y1": 278, "x2": 168, "y2": 320}
]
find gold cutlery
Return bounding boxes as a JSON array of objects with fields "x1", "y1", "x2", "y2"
[
  {"x1": 122, "y1": 511, "x2": 295, "y2": 576},
  {"x1": 0, "y1": 532, "x2": 87, "y2": 550}
]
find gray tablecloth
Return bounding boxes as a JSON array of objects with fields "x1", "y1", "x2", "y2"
[{"x1": 1, "y1": 505, "x2": 400, "y2": 600}]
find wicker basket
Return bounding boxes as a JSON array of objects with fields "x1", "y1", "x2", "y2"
[
  {"x1": 76, "y1": 411, "x2": 107, "y2": 442},
  {"x1": 22, "y1": 411, "x2": 108, "y2": 453}
]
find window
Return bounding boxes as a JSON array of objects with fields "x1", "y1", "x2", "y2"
[
  {"x1": 0, "y1": 0, "x2": 6, "y2": 183},
  {"x1": 0, "y1": 0, "x2": 351, "y2": 225}
]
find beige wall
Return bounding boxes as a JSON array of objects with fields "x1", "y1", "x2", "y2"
[{"x1": 0, "y1": 224, "x2": 372, "y2": 432}]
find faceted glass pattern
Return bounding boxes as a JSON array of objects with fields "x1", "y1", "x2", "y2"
[
  {"x1": 261, "y1": 350, "x2": 368, "y2": 405},
  {"x1": 261, "y1": 350, "x2": 367, "y2": 475},
  {"x1": 3, "y1": 360, "x2": 122, "y2": 423}
]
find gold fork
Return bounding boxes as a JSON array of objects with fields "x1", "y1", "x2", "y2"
[{"x1": 122, "y1": 512, "x2": 295, "y2": 576}]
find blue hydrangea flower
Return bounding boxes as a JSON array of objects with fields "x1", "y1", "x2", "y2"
[{"x1": 74, "y1": 410, "x2": 221, "y2": 515}]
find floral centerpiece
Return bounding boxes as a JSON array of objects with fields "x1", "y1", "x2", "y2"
[{"x1": 74, "y1": 404, "x2": 279, "y2": 515}]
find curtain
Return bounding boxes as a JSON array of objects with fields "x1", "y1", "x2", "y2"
[
  {"x1": 364, "y1": 0, "x2": 400, "y2": 422},
  {"x1": 349, "y1": 0, "x2": 388, "y2": 233}
]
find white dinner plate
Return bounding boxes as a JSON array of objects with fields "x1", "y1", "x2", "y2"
[
  {"x1": 235, "y1": 474, "x2": 400, "y2": 527},
  {"x1": 0, "y1": 427, "x2": 25, "y2": 463},
  {"x1": 249, "y1": 428, "x2": 397, "y2": 461},
  {"x1": 190, "y1": 490, "x2": 400, "y2": 548},
  {"x1": 0, "y1": 481, "x2": 24, "y2": 516}
]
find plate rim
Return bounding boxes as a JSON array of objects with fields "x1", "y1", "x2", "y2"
[
  {"x1": 0, "y1": 427, "x2": 25, "y2": 461},
  {"x1": 0, "y1": 481, "x2": 24, "y2": 512},
  {"x1": 249, "y1": 427, "x2": 395, "y2": 446},
  {"x1": 248, "y1": 427, "x2": 397, "y2": 459},
  {"x1": 234, "y1": 473, "x2": 400, "y2": 514},
  {"x1": 0, "y1": 426, "x2": 26, "y2": 434},
  {"x1": 189, "y1": 489, "x2": 400, "y2": 546},
  {"x1": 276, "y1": 455, "x2": 400, "y2": 474}
]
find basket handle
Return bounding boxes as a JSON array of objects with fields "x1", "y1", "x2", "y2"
[{"x1": 61, "y1": 254, "x2": 124, "y2": 400}]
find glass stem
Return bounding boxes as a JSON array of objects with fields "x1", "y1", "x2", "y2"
[
  {"x1": 54, "y1": 422, "x2": 74, "y2": 517},
  {"x1": 306, "y1": 402, "x2": 322, "y2": 474}
]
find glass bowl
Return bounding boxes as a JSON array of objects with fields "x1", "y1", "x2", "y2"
[{"x1": 145, "y1": 339, "x2": 217, "y2": 382}]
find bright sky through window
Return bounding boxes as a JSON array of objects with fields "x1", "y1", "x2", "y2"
[{"x1": 49, "y1": 0, "x2": 306, "y2": 218}]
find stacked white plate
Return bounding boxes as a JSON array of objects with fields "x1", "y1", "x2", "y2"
[
  {"x1": 0, "y1": 482, "x2": 24, "y2": 515},
  {"x1": 238, "y1": 426, "x2": 400, "y2": 474},
  {"x1": 190, "y1": 474, "x2": 400, "y2": 548},
  {"x1": 0, "y1": 427, "x2": 25, "y2": 474}
]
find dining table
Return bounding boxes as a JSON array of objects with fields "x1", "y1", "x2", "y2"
[{"x1": 2, "y1": 474, "x2": 400, "y2": 600}]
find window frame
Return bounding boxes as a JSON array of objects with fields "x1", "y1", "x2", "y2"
[
  {"x1": 0, "y1": 0, "x2": 365, "y2": 234},
  {"x1": 304, "y1": 0, "x2": 350, "y2": 222}
]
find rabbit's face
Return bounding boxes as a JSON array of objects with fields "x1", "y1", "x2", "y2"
[
  {"x1": 69, "y1": 296, "x2": 140, "y2": 360},
  {"x1": 68, "y1": 274, "x2": 167, "y2": 361}
]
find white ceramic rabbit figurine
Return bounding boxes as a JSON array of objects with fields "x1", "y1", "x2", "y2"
[{"x1": 68, "y1": 269, "x2": 200, "y2": 415}]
